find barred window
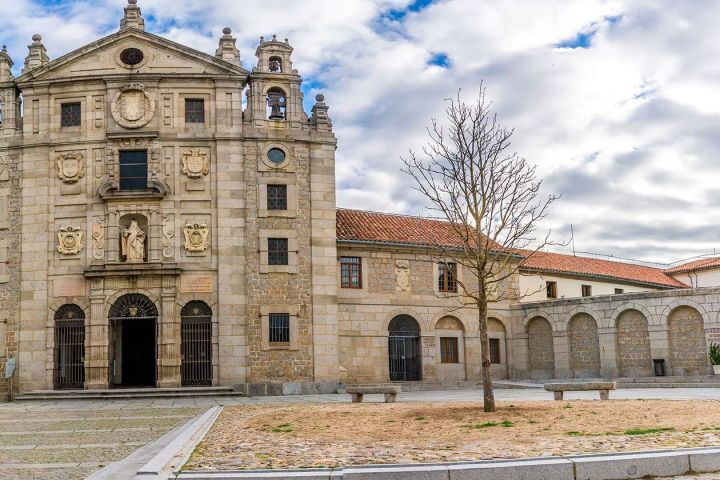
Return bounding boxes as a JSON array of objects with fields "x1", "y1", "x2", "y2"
[
  {"x1": 340, "y1": 256, "x2": 362, "y2": 288},
  {"x1": 185, "y1": 99, "x2": 205, "y2": 124},
  {"x1": 268, "y1": 238, "x2": 288, "y2": 265},
  {"x1": 119, "y1": 150, "x2": 148, "y2": 191},
  {"x1": 269, "y1": 313, "x2": 290, "y2": 343},
  {"x1": 438, "y1": 262, "x2": 457, "y2": 293},
  {"x1": 61, "y1": 102, "x2": 81, "y2": 127},
  {"x1": 440, "y1": 337, "x2": 459, "y2": 363},
  {"x1": 489, "y1": 338, "x2": 501, "y2": 364},
  {"x1": 267, "y1": 184, "x2": 287, "y2": 210}
]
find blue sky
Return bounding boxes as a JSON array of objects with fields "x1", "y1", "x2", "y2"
[{"x1": 3, "y1": 0, "x2": 720, "y2": 263}]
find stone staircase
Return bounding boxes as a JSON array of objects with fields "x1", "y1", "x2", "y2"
[
  {"x1": 615, "y1": 375, "x2": 720, "y2": 388},
  {"x1": 13, "y1": 385, "x2": 244, "y2": 401}
]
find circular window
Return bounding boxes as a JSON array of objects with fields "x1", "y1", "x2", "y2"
[
  {"x1": 267, "y1": 148, "x2": 286, "y2": 165},
  {"x1": 120, "y1": 48, "x2": 144, "y2": 66}
]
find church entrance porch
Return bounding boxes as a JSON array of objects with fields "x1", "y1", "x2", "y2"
[{"x1": 109, "y1": 294, "x2": 159, "y2": 387}]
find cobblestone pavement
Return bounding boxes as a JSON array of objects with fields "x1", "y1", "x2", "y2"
[{"x1": 0, "y1": 400, "x2": 201, "y2": 480}]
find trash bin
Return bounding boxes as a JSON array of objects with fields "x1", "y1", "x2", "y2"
[{"x1": 653, "y1": 359, "x2": 666, "y2": 377}]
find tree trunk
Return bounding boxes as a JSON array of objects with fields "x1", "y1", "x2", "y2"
[{"x1": 477, "y1": 297, "x2": 496, "y2": 412}]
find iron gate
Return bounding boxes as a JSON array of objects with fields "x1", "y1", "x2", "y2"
[
  {"x1": 388, "y1": 315, "x2": 422, "y2": 381},
  {"x1": 54, "y1": 305, "x2": 85, "y2": 389},
  {"x1": 181, "y1": 301, "x2": 213, "y2": 386}
]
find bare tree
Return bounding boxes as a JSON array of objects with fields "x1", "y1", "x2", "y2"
[{"x1": 402, "y1": 85, "x2": 559, "y2": 412}]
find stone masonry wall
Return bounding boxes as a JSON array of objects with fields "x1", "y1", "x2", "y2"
[
  {"x1": 616, "y1": 309, "x2": 652, "y2": 377},
  {"x1": 669, "y1": 306, "x2": 707, "y2": 376},
  {"x1": 569, "y1": 313, "x2": 601, "y2": 378},
  {"x1": 527, "y1": 317, "x2": 554, "y2": 379}
]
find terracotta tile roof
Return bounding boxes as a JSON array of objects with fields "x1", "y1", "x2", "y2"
[
  {"x1": 336, "y1": 208, "x2": 688, "y2": 289},
  {"x1": 664, "y1": 257, "x2": 720, "y2": 274},
  {"x1": 519, "y1": 250, "x2": 687, "y2": 288},
  {"x1": 336, "y1": 208, "x2": 502, "y2": 250}
]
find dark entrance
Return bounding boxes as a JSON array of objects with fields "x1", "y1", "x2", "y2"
[
  {"x1": 388, "y1": 315, "x2": 422, "y2": 381},
  {"x1": 54, "y1": 305, "x2": 85, "y2": 390},
  {"x1": 109, "y1": 294, "x2": 158, "y2": 387}
]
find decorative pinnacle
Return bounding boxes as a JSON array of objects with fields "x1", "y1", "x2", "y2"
[
  {"x1": 315, "y1": 94, "x2": 325, "y2": 102},
  {"x1": 223, "y1": 27, "x2": 232, "y2": 35},
  {"x1": 259, "y1": 36, "x2": 264, "y2": 43},
  {"x1": 128, "y1": 0, "x2": 137, "y2": 4},
  {"x1": 32, "y1": 34, "x2": 42, "y2": 42},
  {"x1": 272, "y1": 34, "x2": 277, "y2": 41}
]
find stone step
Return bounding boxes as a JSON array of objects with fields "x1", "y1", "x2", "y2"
[
  {"x1": 618, "y1": 382, "x2": 720, "y2": 389},
  {"x1": 14, "y1": 386, "x2": 243, "y2": 401}
]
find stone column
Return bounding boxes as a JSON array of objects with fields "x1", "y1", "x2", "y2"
[
  {"x1": 86, "y1": 279, "x2": 108, "y2": 389},
  {"x1": 157, "y1": 274, "x2": 180, "y2": 387},
  {"x1": 598, "y1": 327, "x2": 618, "y2": 378},
  {"x1": 553, "y1": 331, "x2": 571, "y2": 379},
  {"x1": 512, "y1": 334, "x2": 529, "y2": 379},
  {"x1": 648, "y1": 324, "x2": 671, "y2": 374}
]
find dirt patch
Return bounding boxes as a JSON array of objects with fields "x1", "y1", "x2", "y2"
[{"x1": 184, "y1": 400, "x2": 720, "y2": 471}]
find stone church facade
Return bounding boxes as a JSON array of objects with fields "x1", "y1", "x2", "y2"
[{"x1": 1, "y1": 1, "x2": 719, "y2": 396}]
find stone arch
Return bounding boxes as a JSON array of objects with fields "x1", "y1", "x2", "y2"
[
  {"x1": 668, "y1": 305, "x2": 708, "y2": 376},
  {"x1": 660, "y1": 299, "x2": 712, "y2": 327},
  {"x1": 383, "y1": 308, "x2": 426, "y2": 333},
  {"x1": 615, "y1": 309, "x2": 652, "y2": 377},
  {"x1": 522, "y1": 309, "x2": 559, "y2": 332},
  {"x1": 526, "y1": 316, "x2": 555, "y2": 379},
  {"x1": 568, "y1": 312, "x2": 601, "y2": 378},
  {"x1": 103, "y1": 289, "x2": 162, "y2": 319},
  {"x1": 388, "y1": 314, "x2": 422, "y2": 381},
  {"x1": 434, "y1": 315, "x2": 466, "y2": 381},
  {"x1": 610, "y1": 302, "x2": 658, "y2": 327},
  {"x1": 563, "y1": 305, "x2": 604, "y2": 330},
  {"x1": 487, "y1": 312, "x2": 512, "y2": 336},
  {"x1": 431, "y1": 310, "x2": 473, "y2": 333}
]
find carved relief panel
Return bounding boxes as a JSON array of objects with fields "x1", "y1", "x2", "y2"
[
  {"x1": 56, "y1": 152, "x2": 85, "y2": 184},
  {"x1": 57, "y1": 226, "x2": 84, "y2": 256},
  {"x1": 183, "y1": 223, "x2": 209, "y2": 253},
  {"x1": 395, "y1": 260, "x2": 410, "y2": 292},
  {"x1": 111, "y1": 83, "x2": 156, "y2": 129}
]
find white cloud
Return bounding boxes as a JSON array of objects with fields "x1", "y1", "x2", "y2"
[{"x1": 2, "y1": 0, "x2": 720, "y2": 263}]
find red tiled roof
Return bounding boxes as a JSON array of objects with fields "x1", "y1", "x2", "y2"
[
  {"x1": 664, "y1": 257, "x2": 720, "y2": 274},
  {"x1": 519, "y1": 250, "x2": 687, "y2": 288},
  {"x1": 336, "y1": 208, "x2": 688, "y2": 289},
  {"x1": 336, "y1": 208, "x2": 502, "y2": 250}
]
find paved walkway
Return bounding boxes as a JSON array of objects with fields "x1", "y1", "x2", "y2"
[{"x1": 3, "y1": 388, "x2": 720, "y2": 479}]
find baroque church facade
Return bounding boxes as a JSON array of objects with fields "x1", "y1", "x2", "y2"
[{"x1": 2, "y1": 1, "x2": 720, "y2": 396}]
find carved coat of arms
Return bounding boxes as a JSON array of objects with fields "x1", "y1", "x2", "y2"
[
  {"x1": 183, "y1": 223, "x2": 209, "y2": 252},
  {"x1": 181, "y1": 149, "x2": 210, "y2": 179},
  {"x1": 57, "y1": 226, "x2": 84, "y2": 255},
  {"x1": 56, "y1": 152, "x2": 85, "y2": 184},
  {"x1": 394, "y1": 260, "x2": 411, "y2": 292},
  {"x1": 111, "y1": 84, "x2": 155, "y2": 129}
]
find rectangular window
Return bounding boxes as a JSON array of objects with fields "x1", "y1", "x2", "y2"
[
  {"x1": 615, "y1": 288, "x2": 624, "y2": 294},
  {"x1": 340, "y1": 256, "x2": 362, "y2": 288},
  {"x1": 268, "y1": 238, "x2": 289, "y2": 265},
  {"x1": 268, "y1": 313, "x2": 290, "y2": 343},
  {"x1": 267, "y1": 184, "x2": 288, "y2": 210},
  {"x1": 438, "y1": 262, "x2": 457, "y2": 293},
  {"x1": 489, "y1": 338, "x2": 501, "y2": 364},
  {"x1": 119, "y1": 150, "x2": 148, "y2": 191},
  {"x1": 440, "y1": 337, "x2": 459, "y2": 363},
  {"x1": 546, "y1": 281, "x2": 557, "y2": 299},
  {"x1": 581, "y1": 284, "x2": 592, "y2": 297},
  {"x1": 61, "y1": 102, "x2": 81, "y2": 127},
  {"x1": 185, "y1": 99, "x2": 205, "y2": 123}
]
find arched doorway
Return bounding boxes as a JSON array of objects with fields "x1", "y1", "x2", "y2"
[
  {"x1": 109, "y1": 294, "x2": 158, "y2": 387},
  {"x1": 181, "y1": 301, "x2": 213, "y2": 386},
  {"x1": 54, "y1": 304, "x2": 85, "y2": 390},
  {"x1": 388, "y1": 315, "x2": 422, "y2": 381}
]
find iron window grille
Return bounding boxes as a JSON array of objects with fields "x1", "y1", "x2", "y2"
[
  {"x1": 489, "y1": 338, "x2": 501, "y2": 364},
  {"x1": 267, "y1": 184, "x2": 288, "y2": 210},
  {"x1": 269, "y1": 313, "x2": 290, "y2": 343},
  {"x1": 615, "y1": 288, "x2": 624, "y2": 294},
  {"x1": 438, "y1": 262, "x2": 457, "y2": 293},
  {"x1": 340, "y1": 256, "x2": 362, "y2": 288},
  {"x1": 119, "y1": 150, "x2": 148, "y2": 191},
  {"x1": 440, "y1": 337, "x2": 459, "y2": 364},
  {"x1": 181, "y1": 301, "x2": 213, "y2": 386},
  {"x1": 61, "y1": 102, "x2": 81, "y2": 127},
  {"x1": 185, "y1": 99, "x2": 205, "y2": 123},
  {"x1": 268, "y1": 238, "x2": 289, "y2": 265}
]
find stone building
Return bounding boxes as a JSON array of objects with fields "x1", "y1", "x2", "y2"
[{"x1": 1, "y1": 1, "x2": 719, "y2": 396}]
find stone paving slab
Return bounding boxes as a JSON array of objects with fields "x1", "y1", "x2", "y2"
[{"x1": 0, "y1": 428, "x2": 165, "y2": 446}]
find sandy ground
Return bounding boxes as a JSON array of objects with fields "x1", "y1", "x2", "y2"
[{"x1": 184, "y1": 400, "x2": 720, "y2": 470}]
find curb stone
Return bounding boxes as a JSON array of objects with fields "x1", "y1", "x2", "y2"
[{"x1": 173, "y1": 447, "x2": 720, "y2": 480}]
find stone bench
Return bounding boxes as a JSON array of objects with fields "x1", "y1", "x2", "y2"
[
  {"x1": 544, "y1": 382, "x2": 616, "y2": 401},
  {"x1": 345, "y1": 385, "x2": 402, "y2": 403}
]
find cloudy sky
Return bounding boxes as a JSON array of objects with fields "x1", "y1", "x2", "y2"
[{"x1": 2, "y1": 0, "x2": 719, "y2": 264}]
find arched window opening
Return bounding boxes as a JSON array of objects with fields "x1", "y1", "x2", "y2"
[
  {"x1": 388, "y1": 315, "x2": 422, "y2": 381},
  {"x1": 266, "y1": 88, "x2": 287, "y2": 120},
  {"x1": 181, "y1": 301, "x2": 213, "y2": 386},
  {"x1": 269, "y1": 56, "x2": 282, "y2": 73},
  {"x1": 54, "y1": 304, "x2": 85, "y2": 389}
]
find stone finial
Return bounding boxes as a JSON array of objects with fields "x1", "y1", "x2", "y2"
[
  {"x1": 120, "y1": 0, "x2": 145, "y2": 31},
  {"x1": 22, "y1": 33, "x2": 49, "y2": 74},
  {"x1": 0, "y1": 45, "x2": 13, "y2": 82},
  {"x1": 215, "y1": 27, "x2": 241, "y2": 67},
  {"x1": 310, "y1": 93, "x2": 332, "y2": 128}
]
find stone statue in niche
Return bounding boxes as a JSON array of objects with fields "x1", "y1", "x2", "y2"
[
  {"x1": 395, "y1": 260, "x2": 410, "y2": 292},
  {"x1": 57, "y1": 226, "x2": 84, "y2": 255},
  {"x1": 121, "y1": 219, "x2": 146, "y2": 263},
  {"x1": 183, "y1": 223, "x2": 209, "y2": 253},
  {"x1": 181, "y1": 149, "x2": 209, "y2": 179},
  {"x1": 56, "y1": 152, "x2": 85, "y2": 184}
]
